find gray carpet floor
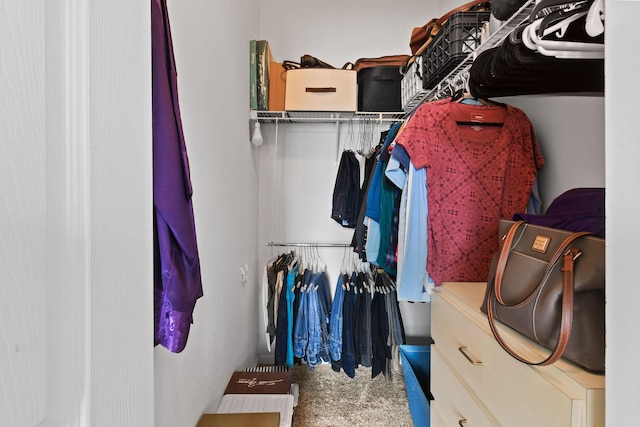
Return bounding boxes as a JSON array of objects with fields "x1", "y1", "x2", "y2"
[{"x1": 290, "y1": 362, "x2": 414, "y2": 426}]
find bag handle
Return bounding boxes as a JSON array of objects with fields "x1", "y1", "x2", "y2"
[
  {"x1": 493, "y1": 220, "x2": 525, "y2": 305},
  {"x1": 487, "y1": 222, "x2": 591, "y2": 366},
  {"x1": 411, "y1": 0, "x2": 490, "y2": 55},
  {"x1": 282, "y1": 55, "x2": 355, "y2": 71}
]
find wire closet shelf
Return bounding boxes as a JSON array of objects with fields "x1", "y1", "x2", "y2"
[{"x1": 253, "y1": 1, "x2": 534, "y2": 124}]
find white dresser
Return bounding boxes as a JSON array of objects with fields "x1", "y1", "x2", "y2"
[{"x1": 430, "y1": 282, "x2": 605, "y2": 427}]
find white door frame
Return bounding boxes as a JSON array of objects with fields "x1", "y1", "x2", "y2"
[
  {"x1": 43, "y1": 1, "x2": 93, "y2": 424},
  {"x1": 0, "y1": 1, "x2": 153, "y2": 425},
  {"x1": 45, "y1": 1, "x2": 155, "y2": 425}
]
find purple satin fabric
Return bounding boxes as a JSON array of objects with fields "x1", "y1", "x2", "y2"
[
  {"x1": 152, "y1": 0, "x2": 203, "y2": 353},
  {"x1": 514, "y1": 187, "x2": 605, "y2": 238}
]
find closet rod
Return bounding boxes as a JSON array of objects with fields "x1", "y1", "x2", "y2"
[{"x1": 266, "y1": 242, "x2": 351, "y2": 248}]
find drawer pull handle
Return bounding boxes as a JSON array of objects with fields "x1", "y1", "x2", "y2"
[
  {"x1": 458, "y1": 346, "x2": 483, "y2": 365},
  {"x1": 459, "y1": 419, "x2": 468, "y2": 426},
  {"x1": 305, "y1": 87, "x2": 337, "y2": 93}
]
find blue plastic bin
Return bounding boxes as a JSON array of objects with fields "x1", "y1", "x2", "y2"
[{"x1": 399, "y1": 345, "x2": 431, "y2": 427}]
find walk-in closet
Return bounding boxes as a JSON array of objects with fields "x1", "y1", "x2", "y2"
[{"x1": 1, "y1": 1, "x2": 638, "y2": 426}]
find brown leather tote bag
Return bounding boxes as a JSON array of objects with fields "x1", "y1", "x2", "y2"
[{"x1": 481, "y1": 220, "x2": 605, "y2": 373}]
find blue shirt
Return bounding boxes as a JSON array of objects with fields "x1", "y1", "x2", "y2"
[{"x1": 397, "y1": 164, "x2": 433, "y2": 302}]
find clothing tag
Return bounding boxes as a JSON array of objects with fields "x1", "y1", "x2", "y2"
[{"x1": 470, "y1": 114, "x2": 487, "y2": 131}]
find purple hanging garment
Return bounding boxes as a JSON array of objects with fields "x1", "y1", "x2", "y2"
[
  {"x1": 513, "y1": 188, "x2": 605, "y2": 238},
  {"x1": 152, "y1": 0, "x2": 203, "y2": 353}
]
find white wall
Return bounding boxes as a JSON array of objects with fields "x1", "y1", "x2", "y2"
[
  {"x1": 259, "y1": 0, "x2": 438, "y2": 68},
  {"x1": 153, "y1": 1, "x2": 262, "y2": 426},
  {"x1": 1, "y1": 3, "x2": 48, "y2": 425},
  {"x1": 498, "y1": 95, "x2": 605, "y2": 209},
  {"x1": 605, "y1": 1, "x2": 640, "y2": 425}
]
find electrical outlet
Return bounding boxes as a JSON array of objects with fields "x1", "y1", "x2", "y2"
[{"x1": 240, "y1": 264, "x2": 249, "y2": 283}]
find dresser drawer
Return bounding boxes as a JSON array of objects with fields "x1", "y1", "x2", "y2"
[
  {"x1": 432, "y1": 287, "x2": 578, "y2": 427},
  {"x1": 430, "y1": 404, "x2": 446, "y2": 427},
  {"x1": 431, "y1": 346, "x2": 496, "y2": 427}
]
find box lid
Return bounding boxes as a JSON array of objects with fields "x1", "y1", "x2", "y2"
[{"x1": 224, "y1": 371, "x2": 292, "y2": 395}]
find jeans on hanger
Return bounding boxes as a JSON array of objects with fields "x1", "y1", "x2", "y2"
[
  {"x1": 381, "y1": 272, "x2": 406, "y2": 346},
  {"x1": 314, "y1": 272, "x2": 332, "y2": 363},
  {"x1": 371, "y1": 274, "x2": 390, "y2": 379},
  {"x1": 341, "y1": 272, "x2": 359, "y2": 378},
  {"x1": 352, "y1": 282, "x2": 364, "y2": 367},
  {"x1": 305, "y1": 284, "x2": 322, "y2": 369},
  {"x1": 293, "y1": 281, "x2": 308, "y2": 361},
  {"x1": 292, "y1": 273, "x2": 304, "y2": 365},
  {"x1": 274, "y1": 270, "x2": 289, "y2": 366},
  {"x1": 355, "y1": 272, "x2": 373, "y2": 367},
  {"x1": 266, "y1": 264, "x2": 278, "y2": 339},
  {"x1": 329, "y1": 274, "x2": 345, "y2": 362}
]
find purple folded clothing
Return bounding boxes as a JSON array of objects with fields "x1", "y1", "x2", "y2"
[{"x1": 514, "y1": 188, "x2": 605, "y2": 238}]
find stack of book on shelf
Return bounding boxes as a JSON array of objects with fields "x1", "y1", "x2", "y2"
[{"x1": 250, "y1": 40, "x2": 286, "y2": 111}]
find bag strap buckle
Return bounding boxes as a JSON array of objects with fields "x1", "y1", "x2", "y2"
[{"x1": 565, "y1": 248, "x2": 582, "y2": 261}]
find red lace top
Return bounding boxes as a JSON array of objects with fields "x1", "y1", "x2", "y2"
[{"x1": 397, "y1": 99, "x2": 544, "y2": 284}]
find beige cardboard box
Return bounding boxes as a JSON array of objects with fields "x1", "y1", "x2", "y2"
[
  {"x1": 285, "y1": 68, "x2": 357, "y2": 112},
  {"x1": 196, "y1": 413, "x2": 280, "y2": 427},
  {"x1": 217, "y1": 394, "x2": 294, "y2": 427}
]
